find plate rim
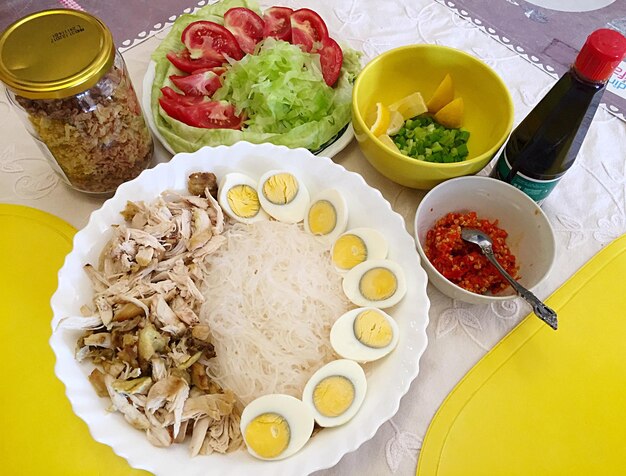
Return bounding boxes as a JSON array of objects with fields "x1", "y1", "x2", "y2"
[{"x1": 50, "y1": 142, "x2": 430, "y2": 476}]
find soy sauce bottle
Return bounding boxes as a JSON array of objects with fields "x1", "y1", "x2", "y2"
[{"x1": 491, "y1": 29, "x2": 626, "y2": 204}]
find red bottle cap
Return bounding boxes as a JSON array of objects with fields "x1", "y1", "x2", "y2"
[{"x1": 574, "y1": 29, "x2": 626, "y2": 83}]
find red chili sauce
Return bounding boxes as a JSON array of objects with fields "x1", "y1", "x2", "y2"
[{"x1": 424, "y1": 211, "x2": 519, "y2": 295}]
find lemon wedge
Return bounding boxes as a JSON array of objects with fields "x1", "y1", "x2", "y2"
[
  {"x1": 427, "y1": 73, "x2": 454, "y2": 113},
  {"x1": 377, "y1": 134, "x2": 400, "y2": 153},
  {"x1": 386, "y1": 110, "x2": 404, "y2": 135},
  {"x1": 389, "y1": 92, "x2": 427, "y2": 120},
  {"x1": 369, "y1": 102, "x2": 391, "y2": 136},
  {"x1": 434, "y1": 97, "x2": 464, "y2": 128}
]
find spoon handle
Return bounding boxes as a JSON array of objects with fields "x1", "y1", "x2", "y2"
[{"x1": 483, "y1": 247, "x2": 558, "y2": 330}]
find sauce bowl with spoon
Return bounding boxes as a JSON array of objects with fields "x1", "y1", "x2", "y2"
[{"x1": 414, "y1": 176, "x2": 556, "y2": 307}]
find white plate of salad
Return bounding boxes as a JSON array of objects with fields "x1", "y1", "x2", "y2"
[{"x1": 143, "y1": 0, "x2": 360, "y2": 156}]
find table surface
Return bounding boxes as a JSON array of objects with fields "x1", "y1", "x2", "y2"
[{"x1": 2, "y1": 1, "x2": 625, "y2": 475}]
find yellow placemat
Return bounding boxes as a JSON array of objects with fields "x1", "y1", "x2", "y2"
[
  {"x1": 0, "y1": 204, "x2": 148, "y2": 476},
  {"x1": 417, "y1": 234, "x2": 626, "y2": 476}
]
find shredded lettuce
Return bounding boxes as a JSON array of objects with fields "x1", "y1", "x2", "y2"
[
  {"x1": 215, "y1": 38, "x2": 335, "y2": 134},
  {"x1": 150, "y1": 0, "x2": 361, "y2": 153}
]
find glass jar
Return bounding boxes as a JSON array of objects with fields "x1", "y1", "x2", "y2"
[{"x1": 0, "y1": 9, "x2": 153, "y2": 194}]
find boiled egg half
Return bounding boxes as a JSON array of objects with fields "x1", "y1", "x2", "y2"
[
  {"x1": 304, "y1": 189, "x2": 348, "y2": 243},
  {"x1": 302, "y1": 359, "x2": 367, "y2": 427},
  {"x1": 240, "y1": 393, "x2": 314, "y2": 460},
  {"x1": 342, "y1": 259, "x2": 407, "y2": 308},
  {"x1": 218, "y1": 172, "x2": 269, "y2": 224},
  {"x1": 330, "y1": 307, "x2": 399, "y2": 362},
  {"x1": 257, "y1": 170, "x2": 310, "y2": 223},
  {"x1": 331, "y1": 227, "x2": 388, "y2": 273}
]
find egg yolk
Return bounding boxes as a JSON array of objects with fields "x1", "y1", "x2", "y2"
[
  {"x1": 332, "y1": 234, "x2": 367, "y2": 270},
  {"x1": 244, "y1": 412, "x2": 290, "y2": 459},
  {"x1": 359, "y1": 267, "x2": 397, "y2": 301},
  {"x1": 313, "y1": 375, "x2": 355, "y2": 417},
  {"x1": 262, "y1": 173, "x2": 299, "y2": 205},
  {"x1": 308, "y1": 200, "x2": 337, "y2": 235},
  {"x1": 353, "y1": 309, "x2": 393, "y2": 348},
  {"x1": 227, "y1": 184, "x2": 261, "y2": 218}
]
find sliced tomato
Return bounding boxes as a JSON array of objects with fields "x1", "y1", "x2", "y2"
[
  {"x1": 182, "y1": 21, "x2": 244, "y2": 64},
  {"x1": 191, "y1": 66, "x2": 227, "y2": 76},
  {"x1": 224, "y1": 7, "x2": 265, "y2": 55},
  {"x1": 262, "y1": 6, "x2": 293, "y2": 42},
  {"x1": 169, "y1": 68, "x2": 224, "y2": 96},
  {"x1": 318, "y1": 37, "x2": 343, "y2": 87},
  {"x1": 160, "y1": 87, "x2": 205, "y2": 106},
  {"x1": 159, "y1": 95, "x2": 192, "y2": 120},
  {"x1": 290, "y1": 8, "x2": 329, "y2": 53},
  {"x1": 159, "y1": 95, "x2": 244, "y2": 130},
  {"x1": 166, "y1": 49, "x2": 222, "y2": 74}
]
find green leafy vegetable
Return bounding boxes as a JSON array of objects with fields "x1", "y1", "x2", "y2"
[
  {"x1": 215, "y1": 39, "x2": 335, "y2": 134},
  {"x1": 392, "y1": 115, "x2": 470, "y2": 163},
  {"x1": 150, "y1": 0, "x2": 361, "y2": 153}
]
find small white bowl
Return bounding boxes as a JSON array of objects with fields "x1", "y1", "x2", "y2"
[{"x1": 413, "y1": 176, "x2": 556, "y2": 304}]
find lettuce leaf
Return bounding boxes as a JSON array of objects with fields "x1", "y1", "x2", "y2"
[{"x1": 150, "y1": 0, "x2": 360, "y2": 153}]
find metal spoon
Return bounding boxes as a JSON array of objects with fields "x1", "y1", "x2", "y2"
[{"x1": 461, "y1": 228, "x2": 558, "y2": 330}]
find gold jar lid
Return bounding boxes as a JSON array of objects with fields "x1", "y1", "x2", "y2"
[{"x1": 0, "y1": 9, "x2": 115, "y2": 99}]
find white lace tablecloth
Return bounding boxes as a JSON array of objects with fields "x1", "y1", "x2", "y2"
[{"x1": 2, "y1": 1, "x2": 625, "y2": 475}]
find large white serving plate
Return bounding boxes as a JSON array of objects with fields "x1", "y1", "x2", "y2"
[
  {"x1": 142, "y1": 61, "x2": 355, "y2": 158},
  {"x1": 50, "y1": 142, "x2": 430, "y2": 476}
]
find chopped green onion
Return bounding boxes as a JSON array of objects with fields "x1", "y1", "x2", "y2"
[{"x1": 392, "y1": 114, "x2": 470, "y2": 163}]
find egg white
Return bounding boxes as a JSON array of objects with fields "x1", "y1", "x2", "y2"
[
  {"x1": 301, "y1": 359, "x2": 367, "y2": 428},
  {"x1": 304, "y1": 189, "x2": 348, "y2": 243},
  {"x1": 240, "y1": 393, "x2": 315, "y2": 461},
  {"x1": 330, "y1": 307, "x2": 399, "y2": 362},
  {"x1": 218, "y1": 172, "x2": 269, "y2": 224},
  {"x1": 331, "y1": 227, "x2": 389, "y2": 273},
  {"x1": 257, "y1": 170, "x2": 310, "y2": 224},
  {"x1": 342, "y1": 259, "x2": 407, "y2": 308}
]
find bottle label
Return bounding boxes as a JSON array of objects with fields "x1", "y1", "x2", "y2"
[{"x1": 495, "y1": 151, "x2": 561, "y2": 204}]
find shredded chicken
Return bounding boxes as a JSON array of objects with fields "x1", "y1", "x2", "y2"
[{"x1": 69, "y1": 173, "x2": 243, "y2": 455}]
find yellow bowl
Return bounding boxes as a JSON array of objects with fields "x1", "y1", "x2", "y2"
[{"x1": 352, "y1": 45, "x2": 514, "y2": 189}]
